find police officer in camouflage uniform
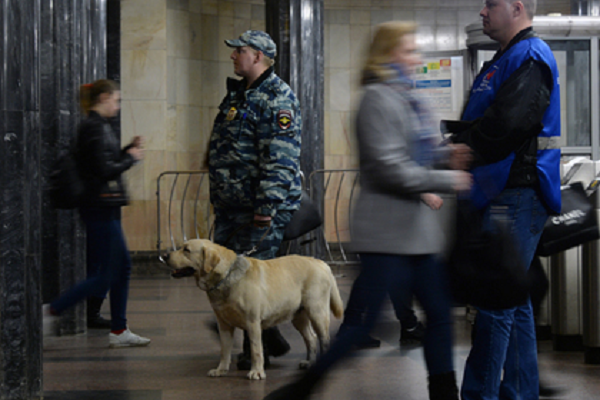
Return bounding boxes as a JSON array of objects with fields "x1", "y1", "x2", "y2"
[{"x1": 208, "y1": 30, "x2": 302, "y2": 370}]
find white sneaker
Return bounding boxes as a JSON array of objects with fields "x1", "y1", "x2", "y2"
[
  {"x1": 109, "y1": 328, "x2": 151, "y2": 348},
  {"x1": 42, "y1": 304, "x2": 58, "y2": 337}
]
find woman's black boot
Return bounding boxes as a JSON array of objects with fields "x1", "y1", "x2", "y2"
[{"x1": 428, "y1": 371, "x2": 459, "y2": 400}]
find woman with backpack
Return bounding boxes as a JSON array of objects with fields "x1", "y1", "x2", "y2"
[{"x1": 43, "y1": 79, "x2": 150, "y2": 348}]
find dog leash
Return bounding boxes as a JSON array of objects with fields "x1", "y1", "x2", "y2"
[
  {"x1": 223, "y1": 222, "x2": 272, "y2": 257},
  {"x1": 161, "y1": 222, "x2": 271, "y2": 276},
  {"x1": 243, "y1": 226, "x2": 272, "y2": 257}
]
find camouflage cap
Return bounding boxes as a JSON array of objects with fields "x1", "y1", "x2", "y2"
[{"x1": 225, "y1": 30, "x2": 277, "y2": 59}]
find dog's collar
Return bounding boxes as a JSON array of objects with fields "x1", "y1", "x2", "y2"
[
  {"x1": 206, "y1": 256, "x2": 244, "y2": 293},
  {"x1": 207, "y1": 270, "x2": 232, "y2": 293}
]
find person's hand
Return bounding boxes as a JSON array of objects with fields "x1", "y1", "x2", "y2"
[
  {"x1": 448, "y1": 143, "x2": 472, "y2": 170},
  {"x1": 130, "y1": 135, "x2": 144, "y2": 149},
  {"x1": 453, "y1": 171, "x2": 472, "y2": 192},
  {"x1": 253, "y1": 214, "x2": 272, "y2": 228},
  {"x1": 421, "y1": 193, "x2": 444, "y2": 210},
  {"x1": 127, "y1": 146, "x2": 144, "y2": 161}
]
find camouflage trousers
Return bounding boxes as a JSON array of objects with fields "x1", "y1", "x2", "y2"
[{"x1": 213, "y1": 209, "x2": 293, "y2": 260}]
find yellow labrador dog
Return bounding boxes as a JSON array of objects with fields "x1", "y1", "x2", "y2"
[{"x1": 166, "y1": 239, "x2": 344, "y2": 380}]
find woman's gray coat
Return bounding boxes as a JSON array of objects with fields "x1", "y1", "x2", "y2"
[{"x1": 351, "y1": 81, "x2": 460, "y2": 255}]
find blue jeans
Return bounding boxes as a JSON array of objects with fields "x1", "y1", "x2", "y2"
[
  {"x1": 462, "y1": 188, "x2": 549, "y2": 400},
  {"x1": 310, "y1": 253, "x2": 454, "y2": 379},
  {"x1": 340, "y1": 267, "x2": 419, "y2": 333},
  {"x1": 51, "y1": 207, "x2": 131, "y2": 331}
]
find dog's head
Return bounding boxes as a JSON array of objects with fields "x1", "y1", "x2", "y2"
[{"x1": 165, "y1": 239, "x2": 224, "y2": 290}]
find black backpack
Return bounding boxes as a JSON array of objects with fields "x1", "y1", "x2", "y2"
[{"x1": 48, "y1": 143, "x2": 84, "y2": 209}]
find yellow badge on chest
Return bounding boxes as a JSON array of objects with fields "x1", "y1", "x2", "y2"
[{"x1": 226, "y1": 107, "x2": 238, "y2": 121}]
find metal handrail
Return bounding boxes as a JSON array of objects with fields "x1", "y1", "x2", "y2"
[
  {"x1": 308, "y1": 169, "x2": 360, "y2": 267},
  {"x1": 156, "y1": 170, "x2": 211, "y2": 258}
]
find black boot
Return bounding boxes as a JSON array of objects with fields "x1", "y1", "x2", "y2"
[
  {"x1": 428, "y1": 371, "x2": 459, "y2": 400},
  {"x1": 336, "y1": 324, "x2": 381, "y2": 349},
  {"x1": 237, "y1": 331, "x2": 271, "y2": 370},
  {"x1": 262, "y1": 326, "x2": 291, "y2": 357},
  {"x1": 400, "y1": 321, "x2": 425, "y2": 345},
  {"x1": 87, "y1": 297, "x2": 111, "y2": 329},
  {"x1": 539, "y1": 379, "x2": 566, "y2": 398}
]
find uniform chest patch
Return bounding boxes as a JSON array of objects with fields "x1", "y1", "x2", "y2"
[
  {"x1": 226, "y1": 107, "x2": 238, "y2": 121},
  {"x1": 278, "y1": 110, "x2": 293, "y2": 130}
]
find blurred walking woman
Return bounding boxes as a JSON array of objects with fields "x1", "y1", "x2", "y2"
[
  {"x1": 264, "y1": 22, "x2": 471, "y2": 400},
  {"x1": 43, "y1": 80, "x2": 150, "y2": 348}
]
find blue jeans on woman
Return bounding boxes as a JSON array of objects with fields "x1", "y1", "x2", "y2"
[
  {"x1": 51, "y1": 207, "x2": 131, "y2": 331},
  {"x1": 309, "y1": 252, "x2": 454, "y2": 379},
  {"x1": 462, "y1": 188, "x2": 549, "y2": 400}
]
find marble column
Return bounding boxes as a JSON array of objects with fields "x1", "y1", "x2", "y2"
[
  {"x1": 40, "y1": 0, "x2": 107, "y2": 337},
  {"x1": 106, "y1": 0, "x2": 121, "y2": 138},
  {"x1": 1, "y1": 0, "x2": 107, "y2": 398},
  {"x1": 0, "y1": 1, "x2": 43, "y2": 398},
  {"x1": 266, "y1": 0, "x2": 325, "y2": 256}
]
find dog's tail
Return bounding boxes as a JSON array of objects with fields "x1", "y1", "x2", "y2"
[{"x1": 328, "y1": 269, "x2": 344, "y2": 319}]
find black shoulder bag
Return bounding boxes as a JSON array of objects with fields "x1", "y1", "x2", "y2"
[
  {"x1": 283, "y1": 190, "x2": 323, "y2": 241},
  {"x1": 537, "y1": 181, "x2": 600, "y2": 256}
]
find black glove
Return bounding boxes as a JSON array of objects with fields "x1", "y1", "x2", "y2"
[{"x1": 253, "y1": 219, "x2": 271, "y2": 228}]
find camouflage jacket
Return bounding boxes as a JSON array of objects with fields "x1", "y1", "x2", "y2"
[{"x1": 209, "y1": 67, "x2": 302, "y2": 217}]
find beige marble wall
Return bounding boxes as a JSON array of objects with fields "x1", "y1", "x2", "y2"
[
  {"x1": 120, "y1": 0, "x2": 572, "y2": 250},
  {"x1": 121, "y1": 0, "x2": 265, "y2": 251}
]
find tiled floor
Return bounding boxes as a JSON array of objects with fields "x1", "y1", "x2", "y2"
[{"x1": 43, "y1": 271, "x2": 600, "y2": 400}]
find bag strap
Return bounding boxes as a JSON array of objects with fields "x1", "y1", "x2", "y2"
[{"x1": 561, "y1": 162, "x2": 582, "y2": 186}]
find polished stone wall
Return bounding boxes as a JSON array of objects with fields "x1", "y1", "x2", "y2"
[
  {"x1": 267, "y1": 0, "x2": 325, "y2": 191},
  {"x1": 1, "y1": 0, "x2": 107, "y2": 398},
  {"x1": 266, "y1": 0, "x2": 325, "y2": 256}
]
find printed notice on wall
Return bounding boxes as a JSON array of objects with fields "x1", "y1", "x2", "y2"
[{"x1": 414, "y1": 57, "x2": 464, "y2": 121}]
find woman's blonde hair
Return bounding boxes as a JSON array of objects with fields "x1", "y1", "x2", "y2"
[
  {"x1": 80, "y1": 79, "x2": 120, "y2": 114},
  {"x1": 361, "y1": 21, "x2": 417, "y2": 85}
]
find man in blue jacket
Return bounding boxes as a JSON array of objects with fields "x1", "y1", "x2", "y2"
[{"x1": 451, "y1": 1, "x2": 561, "y2": 399}]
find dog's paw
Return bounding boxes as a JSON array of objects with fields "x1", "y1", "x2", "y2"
[
  {"x1": 247, "y1": 370, "x2": 266, "y2": 380},
  {"x1": 207, "y1": 368, "x2": 228, "y2": 377},
  {"x1": 298, "y1": 360, "x2": 311, "y2": 370}
]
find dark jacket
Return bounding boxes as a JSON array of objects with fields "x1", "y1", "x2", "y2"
[
  {"x1": 452, "y1": 28, "x2": 554, "y2": 189},
  {"x1": 208, "y1": 67, "x2": 302, "y2": 217},
  {"x1": 76, "y1": 111, "x2": 135, "y2": 207}
]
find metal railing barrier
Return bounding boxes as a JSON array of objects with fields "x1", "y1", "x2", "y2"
[
  {"x1": 308, "y1": 169, "x2": 360, "y2": 271},
  {"x1": 156, "y1": 170, "x2": 212, "y2": 258},
  {"x1": 155, "y1": 169, "x2": 362, "y2": 272}
]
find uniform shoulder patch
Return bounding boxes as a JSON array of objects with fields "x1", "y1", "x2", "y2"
[{"x1": 277, "y1": 110, "x2": 293, "y2": 130}]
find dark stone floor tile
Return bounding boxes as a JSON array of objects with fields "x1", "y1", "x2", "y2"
[
  {"x1": 43, "y1": 273, "x2": 600, "y2": 400},
  {"x1": 44, "y1": 390, "x2": 161, "y2": 400}
]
